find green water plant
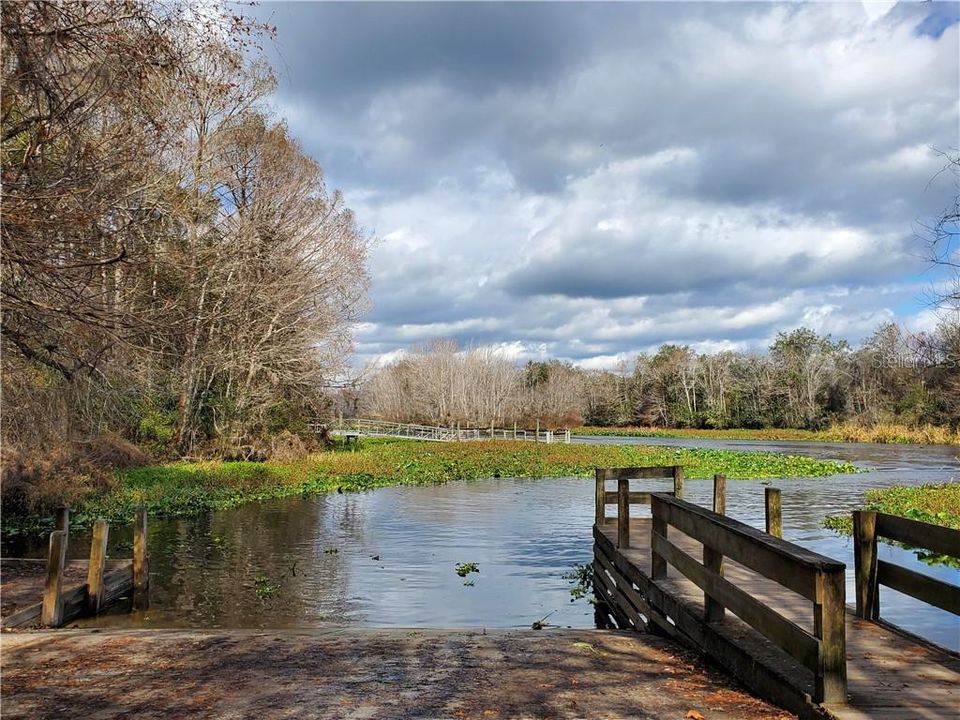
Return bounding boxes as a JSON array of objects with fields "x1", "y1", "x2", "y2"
[
  {"x1": 253, "y1": 575, "x2": 280, "y2": 599},
  {"x1": 455, "y1": 562, "x2": 479, "y2": 577},
  {"x1": 824, "y1": 482, "x2": 959, "y2": 568},
  {"x1": 2, "y1": 438, "x2": 860, "y2": 540}
]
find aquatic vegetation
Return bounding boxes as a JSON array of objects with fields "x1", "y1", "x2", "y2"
[
  {"x1": 2, "y1": 439, "x2": 859, "y2": 539},
  {"x1": 573, "y1": 423, "x2": 960, "y2": 445},
  {"x1": 253, "y1": 575, "x2": 280, "y2": 600},
  {"x1": 562, "y1": 563, "x2": 593, "y2": 602},
  {"x1": 824, "y1": 482, "x2": 960, "y2": 568},
  {"x1": 455, "y1": 562, "x2": 480, "y2": 577}
]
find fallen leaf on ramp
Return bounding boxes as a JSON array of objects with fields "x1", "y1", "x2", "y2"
[
  {"x1": 685, "y1": 711, "x2": 706, "y2": 720},
  {"x1": 571, "y1": 641, "x2": 604, "y2": 656}
]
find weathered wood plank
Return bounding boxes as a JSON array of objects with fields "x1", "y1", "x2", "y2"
[
  {"x1": 595, "y1": 542, "x2": 656, "y2": 630},
  {"x1": 54, "y1": 506, "x2": 70, "y2": 537},
  {"x1": 597, "y1": 525, "x2": 819, "y2": 717},
  {"x1": 813, "y1": 567, "x2": 847, "y2": 704},
  {"x1": 853, "y1": 510, "x2": 879, "y2": 620},
  {"x1": 594, "y1": 517, "x2": 959, "y2": 720},
  {"x1": 617, "y1": 477, "x2": 630, "y2": 549},
  {"x1": 702, "y1": 545, "x2": 725, "y2": 623},
  {"x1": 86, "y1": 519, "x2": 109, "y2": 614},
  {"x1": 604, "y1": 491, "x2": 659, "y2": 505},
  {"x1": 713, "y1": 474, "x2": 726, "y2": 516},
  {"x1": 877, "y1": 560, "x2": 960, "y2": 615},
  {"x1": 650, "y1": 493, "x2": 842, "y2": 600},
  {"x1": 875, "y1": 513, "x2": 960, "y2": 560},
  {"x1": 594, "y1": 469, "x2": 606, "y2": 525},
  {"x1": 765, "y1": 487, "x2": 782, "y2": 538},
  {"x1": 597, "y1": 466, "x2": 679, "y2": 481},
  {"x1": 672, "y1": 466, "x2": 684, "y2": 501},
  {"x1": 133, "y1": 505, "x2": 149, "y2": 611},
  {"x1": 41, "y1": 530, "x2": 67, "y2": 627},
  {"x1": 2, "y1": 560, "x2": 134, "y2": 629},
  {"x1": 593, "y1": 557, "x2": 643, "y2": 630},
  {"x1": 651, "y1": 530, "x2": 820, "y2": 672},
  {"x1": 592, "y1": 560, "x2": 633, "y2": 629}
]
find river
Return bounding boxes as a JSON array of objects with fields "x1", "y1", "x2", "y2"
[{"x1": 15, "y1": 437, "x2": 960, "y2": 650}]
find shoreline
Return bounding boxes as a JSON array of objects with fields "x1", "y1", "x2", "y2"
[
  {"x1": 2, "y1": 439, "x2": 858, "y2": 541},
  {"x1": 573, "y1": 424, "x2": 960, "y2": 445}
]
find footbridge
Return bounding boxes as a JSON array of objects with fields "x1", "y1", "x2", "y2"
[{"x1": 320, "y1": 417, "x2": 572, "y2": 444}]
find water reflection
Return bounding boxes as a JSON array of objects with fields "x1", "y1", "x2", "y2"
[{"x1": 9, "y1": 438, "x2": 959, "y2": 650}]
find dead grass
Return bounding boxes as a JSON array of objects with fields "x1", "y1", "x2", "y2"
[{"x1": 1, "y1": 435, "x2": 149, "y2": 514}]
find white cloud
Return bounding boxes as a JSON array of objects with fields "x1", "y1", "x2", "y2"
[{"x1": 260, "y1": 2, "x2": 957, "y2": 367}]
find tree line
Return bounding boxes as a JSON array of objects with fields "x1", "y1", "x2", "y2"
[
  {"x1": 358, "y1": 321, "x2": 960, "y2": 430},
  {"x1": 2, "y1": 1, "x2": 370, "y2": 459}
]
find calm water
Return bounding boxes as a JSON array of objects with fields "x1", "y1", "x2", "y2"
[{"x1": 11, "y1": 437, "x2": 960, "y2": 650}]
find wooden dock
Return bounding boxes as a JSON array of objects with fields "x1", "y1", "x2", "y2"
[
  {"x1": 592, "y1": 467, "x2": 960, "y2": 720},
  {"x1": 1, "y1": 507, "x2": 149, "y2": 630},
  {"x1": 1, "y1": 558, "x2": 134, "y2": 629}
]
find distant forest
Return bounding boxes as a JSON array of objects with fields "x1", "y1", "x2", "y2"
[{"x1": 357, "y1": 321, "x2": 960, "y2": 431}]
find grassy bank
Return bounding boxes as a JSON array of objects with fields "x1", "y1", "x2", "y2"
[
  {"x1": 573, "y1": 422, "x2": 960, "y2": 445},
  {"x1": 823, "y1": 482, "x2": 960, "y2": 534},
  {"x1": 823, "y1": 482, "x2": 960, "y2": 568},
  {"x1": 3, "y1": 438, "x2": 859, "y2": 539}
]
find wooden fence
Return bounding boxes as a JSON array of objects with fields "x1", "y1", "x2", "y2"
[
  {"x1": 853, "y1": 510, "x2": 960, "y2": 620},
  {"x1": 649, "y1": 493, "x2": 847, "y2": 704},
  {"x1": 2, "y1": 506, "x2": 149, "y2": 629}
]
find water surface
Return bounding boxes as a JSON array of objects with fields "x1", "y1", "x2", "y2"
[{"x1": 11, "y1": 437, "x2": 959, "y2": 649}]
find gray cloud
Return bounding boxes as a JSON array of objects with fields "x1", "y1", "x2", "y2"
[{"x1": 248, "y1": 1, "x2": 959, "y2": 368}]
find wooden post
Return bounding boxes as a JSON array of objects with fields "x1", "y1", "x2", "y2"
[
  {"x1": 86, "y1": 519, "x2": 110, "y2": 614},
  {"x1": 703, "y1": 543, "x2": 725, "y2": 623},
  {"x1": 617, "y1": 477, "x2": 630, "y2": 549},
  {"x1": 133, "y1": 505, "x2": 149, "y2": 611},
  {"x1": 565, "y1": 429, "x2": 571, "y2": 444},
  {"x1": 853, "y1": 510, "x2": 879, "y2": 620},
  {"x1": 513, "y1": 422, "x2": 517, "y2": 440},
  {"x1": 672, "y1": 466, "x2": 684, "y2": 500},
  {"x1": 713, "y1": 474, "x2": 726, "y2": 515},
  {"x1": 765, "y1": 487, "x2": 782, "y2": 538},
  {"x1": 55, "y1": 506, "x2": 70, "y2": 541},
  {"x1": 651, "y1": 501, "x2": 667, "y2": 580},
  {"x1": 595, "y1": 469, "x2": 606, "y2": 525},
  {"x1": 41, "y1": 530, "x2": 68, "y2": 627},
  {"x1": 535, "y1": 418, "x2": 540, "y2": 442},
  {"x1": 814, "y1": 568, "x2": 848, "y2": 704}
]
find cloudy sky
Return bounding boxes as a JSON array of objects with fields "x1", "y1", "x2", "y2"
[{"x1": 253, "y1": 1, "x2": 959, "y2": 369}]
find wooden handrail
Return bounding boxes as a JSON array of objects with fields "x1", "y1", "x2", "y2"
[
  {"x1": 853, "y1": 510, "x2": 960, "y2": 620},
  {"x1": 650, "y1": 493, "x2": 846, "y2": 704},
  {"x1": 594, "y1": 466, "x2": 684, "y2": 548}
]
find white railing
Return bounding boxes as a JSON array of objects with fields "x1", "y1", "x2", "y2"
[{"x1": 316, "y1": 418, "x2": 572, "y2": 444}]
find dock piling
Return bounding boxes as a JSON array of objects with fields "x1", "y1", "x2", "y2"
[
  {"x1": 86, "y1": 519, "x2": 110, "y2": 614},
  {"x1": 133, "y1": 505, "x2": 149, "y2": 610},
  {"x1": 765, "y1": 487, "x2": 782, "y2": 538},
  {"x1": 617, "y1": 477, "x2": 631, "y2": 548},
  {"x1": 713, "y1": 474, "x2": 726, "y2": 515},
  {"x1": 41, "y1": 530, "x2": 68, "y2": 627},
  {"x1": 672, "y1": 466, "x2": 684, "y2": 500}
]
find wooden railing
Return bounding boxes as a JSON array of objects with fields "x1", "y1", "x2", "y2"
[
  {"x1": 594, "y1": 466, "x2": 684, "y2": 549},
  {"x1": 649, "y1": 493, "x2": 847, "y2": 704},
  {"x1": 321, "y1": 418, "x2": 572, "y2": 444},
  {"x1": 852, "y1": 511, "x2": 960, "y2": 620}
]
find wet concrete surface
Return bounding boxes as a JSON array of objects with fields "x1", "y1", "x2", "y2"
[{"x1": 1, "y1": 628, "x2": 794, "y2": 719}]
